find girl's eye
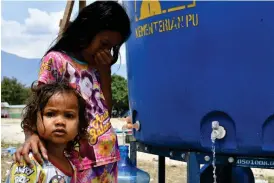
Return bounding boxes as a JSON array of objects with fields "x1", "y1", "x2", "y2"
[
  {"x1": 100, "y1": 40, "x2": 114, "y2": 51},
  {"x1": 65, "y1": 113, "x2": 74, "y2": 119},
  {"x1": 45, "y1": 112, "x2": 54, "y2": 117},
  {"x1": 100, "y1": 40, "x2": 109, "y2": 46}
]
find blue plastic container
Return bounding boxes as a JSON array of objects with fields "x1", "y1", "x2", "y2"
[
  {"x1": 2, "y1": 147, "x2": 17, "y2": 156},
  {"x1": 118, "y1": 145, "x2": 150, "y2": 183},
  {"x1": 124, "y1": 1, "x2": 274, "y2": 156}
]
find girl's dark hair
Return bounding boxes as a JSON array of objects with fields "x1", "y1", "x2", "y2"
[
  {"x1": 47, "y1": 0, "x2": 131, "y2": 64},
  {"x1": 21, "y1": 81, "x2": 89, "y2": 152}
]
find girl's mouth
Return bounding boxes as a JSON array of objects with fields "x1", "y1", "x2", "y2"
[{"x1": 52, "y1": 129, "x2": 67, "y2": 136}]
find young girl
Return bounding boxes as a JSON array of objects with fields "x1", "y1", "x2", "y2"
[
  {"x1": 6, "y1": 81, "x2": 89, "y2": 183},
  {"x1": 14, "y1": 1, "x2": 131, "y2": 182}
]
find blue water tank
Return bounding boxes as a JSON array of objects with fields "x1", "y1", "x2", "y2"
[{"x1": 123, "y1": 1, "x2": 274, "y2": 156}]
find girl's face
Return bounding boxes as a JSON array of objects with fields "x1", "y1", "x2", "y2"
[
  {"x1": 36, "y1": 92, "x2": 79, "y2": 145},
  {"x1": 82, "y1": 30, "x2": 122, "y2": 64}
]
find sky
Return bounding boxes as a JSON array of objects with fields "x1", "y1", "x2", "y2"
[{"x1": 1, "y1": 0, "x2": 127, "y2": 77}]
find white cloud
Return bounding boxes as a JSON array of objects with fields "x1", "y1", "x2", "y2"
[
  {"x1": 1, "y1": 8, "x2": 63, "y2": 59},
  {"x1": 25, "y1": 9, "x2": 63, "y2": 34},
  {"x1": 1, "y1": 7, "x2": 127, "y2": 66}
]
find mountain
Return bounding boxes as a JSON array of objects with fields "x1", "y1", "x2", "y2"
[
  {"x1": 1, "y1": 51, "x2": 41, "y2": 87},
  {"x1": 1, "y1": 51, "x2": 127, "y2": 87}
]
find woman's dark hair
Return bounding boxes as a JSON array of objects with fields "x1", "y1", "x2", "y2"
[
  {"x1": 21, "y1": 81, "x2": 89, "y2": 152},
  {"x1": 47, "y1": 0, "x2": 131, "y2": 64}
]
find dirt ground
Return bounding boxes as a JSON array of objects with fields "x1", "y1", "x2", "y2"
[
  {"x1": 3, "y1": 154, "x2": 274, "y2": 183},
  {"x1": 2, "y1": 144, "x2": 273, "y2": 183},
  {"x1": 1, "y1": 143, "x2": 21, "y2": 183},
  {"x1": 1, "y1": 155, "x2": 186, "y2": 183},
  {"x1": 137, "y1": 160, "x2": 187, "y2": 183},
  {"x1": 1, "y1": 138, "x2": 274, "y2": 183}
]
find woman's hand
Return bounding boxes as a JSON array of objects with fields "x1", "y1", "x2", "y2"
[{"x1": 13, "y1": 133, "x2": 47, "y2": 167}]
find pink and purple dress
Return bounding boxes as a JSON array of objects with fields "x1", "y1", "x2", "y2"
[{"x1": 38, "y1": 51, "x2": 120, "y2": 183}]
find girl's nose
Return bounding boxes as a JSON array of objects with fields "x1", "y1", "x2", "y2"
[{"x1": 55, "y1": 117, "x2": 66, "y2": 126}]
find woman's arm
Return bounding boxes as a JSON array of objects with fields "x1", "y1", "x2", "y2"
[{"x1": 14, "y1": 52, "x2": 63, "y2": 166}]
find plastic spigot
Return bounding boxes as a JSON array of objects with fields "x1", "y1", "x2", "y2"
[{"x1": 211, "y1": 121, "x2": 226, "y2": 141}]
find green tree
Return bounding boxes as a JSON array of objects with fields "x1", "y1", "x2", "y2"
[
  {"x1": 111, "y1": 74, "x2": 129, "y2": 117},
  {"x1": 1, "y1": 77, "x2": 30, "y2": 105}
]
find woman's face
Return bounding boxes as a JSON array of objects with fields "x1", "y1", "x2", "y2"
[
  {"x1": 82, "y1": 31, "x2": 122, "y2": 64},
  {"x1": 80, "y1": 77, "x2": 93, "y2": 99}
]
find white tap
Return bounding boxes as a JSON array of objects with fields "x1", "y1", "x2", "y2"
[{"x1": 211, "y1": 121, "x2": 226, "y2": 141}]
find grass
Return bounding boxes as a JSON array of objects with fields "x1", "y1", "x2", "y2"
[
  {"x1": 268, "y1": 176, "x2": 274, "y2": 183},
  {"x1": 1, "y1": 142, "x2": 21, "y2": 149}
]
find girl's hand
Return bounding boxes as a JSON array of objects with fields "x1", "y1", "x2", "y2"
[
  {"x1": 13, "y1": 133, "x2": 47, "y2": 167},
  {"x1": 125, "y1": 116, "x2": 133, "y2": 129},
  {"x1": 94, "y1": 49, "x2": 113, "y2": 73},
  {"x1": 93, "y1": 49, "x2": 113, "y2": 113}
]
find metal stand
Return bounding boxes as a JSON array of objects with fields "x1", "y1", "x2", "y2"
[
  {"x1": 126, "y1": 136, "x2": 274, "y2": 183},
  {"x1": 187, "y1": 152, "x2": 200, "y2": 183},
  {"x1": 158, "y1": 156, "x2": 165, "y2": 183},
  {"x1": 130, "y1": 141, "x2": 137, "y2": 166}
]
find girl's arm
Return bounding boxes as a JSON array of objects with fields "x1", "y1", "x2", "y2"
[
  {"x1": 94, "y1": 50, "x2": 114, "y2": 116},
  {"x1": 98, "y1": 67, "x2": 112, "y2": 115}
]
